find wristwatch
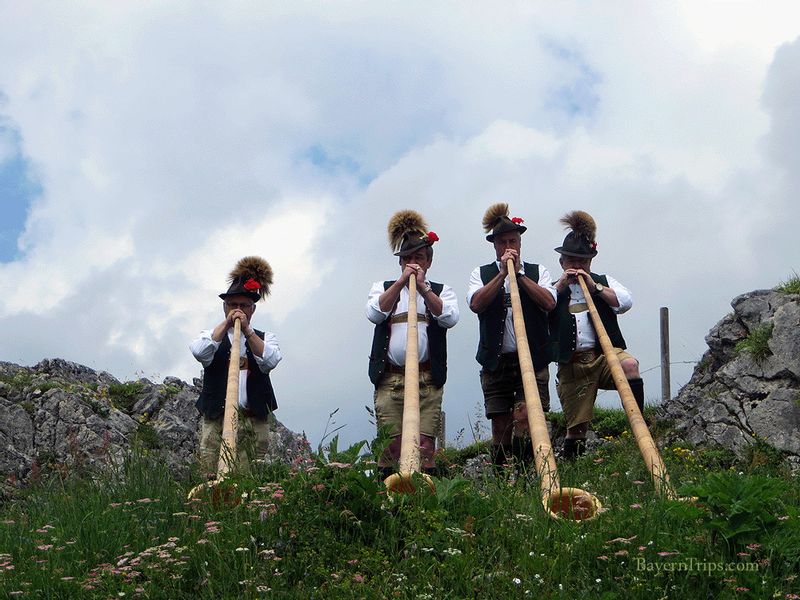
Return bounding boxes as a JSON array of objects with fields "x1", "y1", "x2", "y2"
[
  {"x1": 593, "y1": 283, "x2": 605, "y2": 295},
  {"x1": 421, "y1": 283, "x2": 432, "y2": 294}
]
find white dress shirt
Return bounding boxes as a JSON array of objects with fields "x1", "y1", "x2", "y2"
[
  {"x1": 190, "y1": 328, "x2": 282, "y2": 409},
  {"x1": 467, "y1": 258, "x2": 557, "y2": 353},
  {"x1": 366, "y1": 280, "x2": 459, "y2": 366},
  {"x1": 567, "y1": 274, "x2": 632, "y2": 350}
]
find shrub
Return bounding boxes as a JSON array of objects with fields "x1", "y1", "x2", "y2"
[
  {"x1": 775, "y1": 272, "x2": 800, "y2": 294},
  {"x1": 678, "y1": 472, "x2": 788, "y2": 551},
  {"x1": 735, "y1": 323, "x2": 773, "y2": 364},
  {"x1": 108, "y1": 381, "x2": 145, "y2": 412}
]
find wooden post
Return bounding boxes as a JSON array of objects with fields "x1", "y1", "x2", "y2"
[{"x1": 660, "y1": 307, "x2": 671, "y2": 402}]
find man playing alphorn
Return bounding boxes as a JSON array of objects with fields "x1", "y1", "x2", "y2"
[
  {"x1": 468, "y1": 203, "x2": 557, "y2": 469},
  {"x1": 366, "y1": 211, "x2": 459, "y2": 478},
  {"x1": 190, "y1": 257, "x2": 282, "y2": 474},
  {"x1": 550, "y1": 211, "x2": 643, "y2": 459}
]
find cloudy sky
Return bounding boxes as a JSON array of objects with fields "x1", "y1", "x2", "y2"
[{"x1": 1, "y1": 1, "x2": 799, "y2": 448}]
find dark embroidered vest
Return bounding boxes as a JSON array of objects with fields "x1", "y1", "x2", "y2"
[
  {"x1": 549, "y1": 273, "x2": 627, "y2": 364},
  {"x1": 196, "y1": 329, "x2": 277, "y2": 420},
  {"x1": 368, "y1": 281, "x2": 448, "y2": 388},
  {"x1": 475, "y1": 262, "x2": 550, "y2": 372}
]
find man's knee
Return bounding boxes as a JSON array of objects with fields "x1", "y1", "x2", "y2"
[{"x1": 620, "y1": 357, "x2": 640, "y2": 378}]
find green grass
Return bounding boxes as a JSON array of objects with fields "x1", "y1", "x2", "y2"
[
  {"x1": 108, "y1": 382, "x2": 146, "y2": 413},
  {"x1": 1, "y1": 423, "x2": 799, "y2": 599},
  {"x1": 775, "y1": 273, "x2": 800, "y2": 295},
  {"x1": 735, "y1": 323, "x2": 774, "y2": 364}
]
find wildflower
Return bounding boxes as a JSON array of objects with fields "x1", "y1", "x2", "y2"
[
  {"x1": 615, "y1": 550, "x2": 628, "y2": 557},
  {"x1": 597, "y1": 555, "x2": 609, "y2": 561},
  {"x1": 657, "y1": 551, "x2": 679, "y2": 557},
  {"x1": 735, "y1": 587, "x2": 749, "y2": 592},
  {"x1": 746, "y1": 543, "x2": 761, "y2": 551},
  {"x1": 421, "y1": 547, "x2": 435, "y2": 553},
  {"x1": 37, "y1": 544, "x2": 53, "y2": 551},
  {"x1": 235, "y1": 547, "x2": 248, "y2": 552},
  {"x1": 595, "y1": 578, "x2": 601, "y2": 583},
  {"x1": 172, "y1": 512, "x2": 188, "y2": 516},
  {"x1": 256, "y1": 586, "x2": 271, "y2": 592},
  {"x1": 632, "y1": 480, "x2": 645, "y2": 485},
  {"x1": 312, "y1": 484, "x2": 325, "y2": 492},
  {"x1": 353, "y1": 574, "x2": 365, "y2": 583},
  {"x1": 443, "y1": 548, "x2": 462, "y2": 556},
  {"x1": 347, "y1": 559, "x2": 359, "y2": 565},
  {"x1": 629, "y1": 503, "x2": 642, "y2": 509},
  {"x1": 513, "y1": 577, "x2": 521, "y2": 584},
  {"x1": 606, "y1": 535, "x2": 637, "y2": 544}
]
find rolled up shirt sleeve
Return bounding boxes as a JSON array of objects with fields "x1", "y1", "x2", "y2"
[
  {"x1": 366, "y1": 281, "x2": 391, "y2": 324},
  {"x1": 253, "y1": 331, "x2": 282, "y2": 373},
  {"x1": 607, "y1": 274, "x2": 633, "y2": 314},
  {"x1": 466, "y1": 266, "x2": 483, "y2": 308},
  {"x1": 536, "y1": 265, "x2": 558, "y2": 305},
  {"x1": 432, "y1": 283, "x2": 459, "y2": 328},
  {"x1": 189, "y1": 330, "x2": 220, "y2": 368}
]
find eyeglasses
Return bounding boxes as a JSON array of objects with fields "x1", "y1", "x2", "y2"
[{"x1": 224, "y1": 301, "x2": 254, "y2": 310}]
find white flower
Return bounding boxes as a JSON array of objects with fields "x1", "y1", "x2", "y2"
[
  {"x1": 512, "y1": 578, "x2": 521, "y2": 585},
  {"x1": 235, "y1": 547, "x2": 248, "y2": 552},
  {"x1": 595, "y1": 578, "x2": 601, "y2": 583},
  {"x1": 443, "y1": 548, "x2": 462, "y2": 556}
]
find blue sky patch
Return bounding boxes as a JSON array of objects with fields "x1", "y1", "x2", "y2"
[
  {"x1": 302, "y1": 144, "x2": 375, "y2": 186},
  {"x1": 543, "y1": 40, "x2": 601, "y2": 120},
  {"x1": 0, "y1": 126, "x2": 40, "y2": 262}
]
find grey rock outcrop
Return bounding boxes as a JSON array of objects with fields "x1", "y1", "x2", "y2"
[
  {"x1": 0, "y1": 359, "x2": 308, "y2": 485},
  {"x1": 659, "y1": 289, "x2": 800, "y2": 462}
]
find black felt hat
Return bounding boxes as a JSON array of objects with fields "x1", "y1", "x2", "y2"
[
  {"x1": 554, "y1": 211, "x2": 598, "y2": 258},
  {"x1": 219, "y1": 256, "x2": 273, "y2": 302},
  {"x1": 388, "y1": 210, "x2": 439, "y2": 257},
  {"x1": 482, "y1": 203, "x2": 527, "y2": 242}
]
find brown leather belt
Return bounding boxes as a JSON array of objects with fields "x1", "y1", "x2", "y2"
[
  {"x1": 571, "y1": 349, "x2": 599, "y2": 364},
  {"x1": 386, "y1": 361, "x2": 431, "y2": 374}
]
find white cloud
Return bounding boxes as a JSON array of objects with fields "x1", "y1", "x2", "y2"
[{"x1": 0, "y1": 2, "x2": 798, "y2": 447}]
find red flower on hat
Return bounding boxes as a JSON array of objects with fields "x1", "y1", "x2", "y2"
[
  {"x1": 427, "y1": 231, "x2": 439, "y2": 243},
  {"x1": 243, "y1": 278, "x2": 261, "y2": 291},
  {"x1": 591, "y1": 241, "x2": 598, "y2": 250},
  {"x1": 511, "y1": 217, "x2": 524, "y2": 224}
]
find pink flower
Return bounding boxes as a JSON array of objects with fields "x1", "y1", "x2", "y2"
[
  {"x1": 629, "y1": 503, "x2": 642, "y2": 509},
  {"x1": 353, "y1": 574, "x2": 365, "y2": 583},
  {"x1": 657, "y1": 551, "x2": 679, "y2": 557},
  {"x1": 312, "y1": 484, "x2": 325, "y2": 492}
]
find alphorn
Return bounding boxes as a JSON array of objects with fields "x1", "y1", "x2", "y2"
[
  {"x1": 385, "y1": 274, "x2": 434, "y2": 493},
  {"x1": 188, "y1": 318, "x2": 242, "y2": 501},
  {"x1": 576, "y1": 276, "x2": 677, "y2": 500},
  {"x1": 507, "y1": 259, "x2": 601, "y2": 520}
]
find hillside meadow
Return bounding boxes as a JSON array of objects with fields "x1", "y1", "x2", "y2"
[{"x1": 1, "y1": 409, "x2": 798, "y2": 599}]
